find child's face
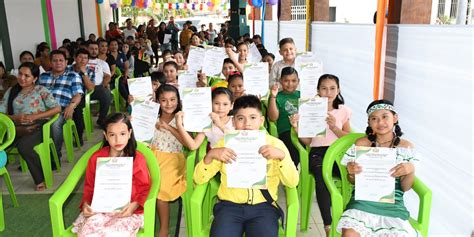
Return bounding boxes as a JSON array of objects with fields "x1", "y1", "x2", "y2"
[
  {"x1": 318, "y1": 78, "x2": 339, "y2": 104},
  {"x1": 279, "y1": 43, "x2": 296, "y2": 62},
  {"x1": 158, "y1": 91, "x2": 178, "y2": 115},
  {"x1": 222, "y1": 63, "x2": 236, "y2": 78},
  {"x1": 122, "y1": 44, "x2": 129, "y2": 53},
  {"x1": 151, "y1": 81, "x2": 160, "y2": 92},
  {"x1": 163, "y1": 53, "x2": 172, "y2": 61},
  {"x1": 163, "y1": 65, "x2": 177, "y2": 83},
  {"x1": 237, "y1": 45, "x2": 248, "y2": 60},
  {"x1": 225, "y1": 43, "x2": 234, "y2": 50},
  {"x1": 368, "y1": 109, "x2": 398, "y2": 136},
  {"x1": 228, "y1": 78, "x2": 244, "y2": 97},
  {"x1": 191, "y1": 35, "x2": 200, "y2": 46},
  {"x1": 103, "y1": 121, "x2": 131, "y2": 153},
  {"x1": 212, "y1": 94, "x2": 232, "y2": 118},
  {"x1": 280, "y1": 74, "x2": 299, "y2": 93},
  {"x1": 174, "y1": 53, "x2": 185, "y2": 65},
  {"x1": 20, "y1": 54, "x2": 34, "y2": 63},
  {"x1": 233, "y1": 107, "x2": 264, "y2": 130}
]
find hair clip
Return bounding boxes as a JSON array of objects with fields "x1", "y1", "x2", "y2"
[{"x1": 229, "y1": 71, "x2": 241, "y2": 76}]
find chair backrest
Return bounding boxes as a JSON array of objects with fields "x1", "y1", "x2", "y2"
[{"x1": 0, "y1": 113, "x2": 16, "y2": 150}]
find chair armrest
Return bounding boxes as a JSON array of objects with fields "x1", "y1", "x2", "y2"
[
  {"x1": 284, "y1": 186, "x2": 299, "y2": 237},
  {"x1": 411, "y1": 177, "x2": 432, "y2": 237},
  {"x1": 191, "y1": 183, "x2": 209, "y2": 237},
  {"x1": 0, "y1": 114, "x2": 15, "y2": 150},
  {"x1": 49, "y1": 142, "x2": 102, "y2": 237},
  {"x1": 290, "y1": 127, "x2": 310, "y2": 188},
  {"x1": 43, "y1": 114, "x2": 59, "y2": 143}
]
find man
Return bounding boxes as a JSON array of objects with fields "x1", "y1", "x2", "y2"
[
  {"x1": 122, "y1": 18, "x2": 137, "y2": 40},
  {"x1": 38, "y1": 50, "x2": 83, "y2": 164},
  {"x1": 187, "y1": 20, "x2": 198, "y2": 33},
  {"x1": 179, "y1": 23, "x2": 194, "y2": 50},
  {"x1": 67, "y1": 48, "x2": 95, "y2": 145},
  {"x1": 87, "y1": 41, "x2": 112, "y2": 126},
  {"x1": 146, "y1": 18, "x2": 159, "y2": 65},
  {"x1": 166, "y1": 16, "x2": 180, "y2": 51},
  {"x1": 97, "y1": 39, "x2": 116, "y2": 77}
]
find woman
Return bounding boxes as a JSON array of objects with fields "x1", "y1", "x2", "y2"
[
  {"x1": 157, "y1": 22, "x2": 171, "y2": 53},
  {"x1": 0, "y1": 62, "x2": 61, "y2": 191}
]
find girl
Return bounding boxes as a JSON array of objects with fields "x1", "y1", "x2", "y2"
[
  {"x1": 162, "y1": 61, "x2": 179, "y2": 88},
  {"x1": 150, "y1": 84, "x2": 187, "y2": 237},
  {"x1": 227, "y1": 72, "x2": 244, "y2": 102},
  {"x1": 269, "y1": 38, "x2": 297, "y2": 87},
  {"x1": 226, "y1": 42, "x2": 249, "y2": 73},
  {"x1": 289, "y1": 74, "x2": 351, "y2": 236},
  {"x1": 338, "y1": 99, "x2": 417, "y2": 237},
  {"x1": 158, "y1": 49, "x2": 173, "y2": 71},
  {"x1": 73, "y1": 113, "x2": 151, "y2": 236},
  {"x1": 175, "y1": 87, "x2": 234, "y2": 150},
  {"x1": 173, "y1": 50, "x2": 188, "y2": 71}
]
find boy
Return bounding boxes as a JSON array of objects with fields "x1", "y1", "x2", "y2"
[
  {"x1": 194, "y1": 95, "x2": 299, "y2": 236},
  {"x1": 269, "y1": 38, "x2": 297, "y2": 87}
]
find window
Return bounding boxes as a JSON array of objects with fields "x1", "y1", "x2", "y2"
[
  {"x1": 450, "y1": 0, "x2": 458, "y2": 18},
  {"x1": 438, "y1": 0, "x2": 446, "y2": 17},
  {"x1": 291, "y1": 0, "x2": 306, "y2": 21},
  {"x1": 329, "y1": 7, "x2": 336, "y2": 22}
]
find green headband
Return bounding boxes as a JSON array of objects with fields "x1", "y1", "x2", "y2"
[{"x1": 367, "y1": 103, "x2": 396, "y2": 116}]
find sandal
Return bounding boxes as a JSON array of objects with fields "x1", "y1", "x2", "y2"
[{"x1": 36, "y1": 182, "x2": 46, "y2": 191}]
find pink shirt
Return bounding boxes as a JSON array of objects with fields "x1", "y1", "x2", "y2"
[
  {"x1": 204, "y1": 117, "x2": 234, "y2": 148},
  {"x1": 310, "y1": 105, "x2": 351, "y2": 147}
]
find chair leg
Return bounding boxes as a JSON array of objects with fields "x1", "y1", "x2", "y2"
[
  {"x1": 1, "y1": 168, "x2": 18, "y2": 207},
  {"x1": 301, "y1": 177, "x2": 315, "y2": 232},
  {"x1": 71, "y1": 122, "x2": 81, "y2": 149},
  {"x1": 63, "y1": 122, "x2": 74, "y2": 163},
  {"x1": 19, "y1": 158, "x2": 28, "y2": 173},
  {"x1": 0, "y1": 194, "x2": 4, "y2": 232},
  {"x1": 34, "y1": 143, "x2": 52, "y2": 189},
  {"x1": 49, "y1": 139, "x2": 61, "y2": 173}
]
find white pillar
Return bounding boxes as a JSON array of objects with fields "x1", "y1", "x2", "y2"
[
  {"x1": 456, "y1": 0, "x2": 468, "y2": 24},
  {"x1": 444, "y1": 0, "x2": 452, "y2": 18}
]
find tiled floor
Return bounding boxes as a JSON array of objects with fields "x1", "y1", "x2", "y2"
[{"x1": 2, "y1": 122, "x2": 328, "y2": 236}]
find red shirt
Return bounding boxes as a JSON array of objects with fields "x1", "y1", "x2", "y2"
[{"x1": 80, "y1": 147, "x2": 151, "y2": 214}]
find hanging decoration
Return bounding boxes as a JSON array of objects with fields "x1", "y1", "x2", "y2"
[
  {"x1": 131, "y1": 0, "x2": 136, "y2": 7},
  {"x1": 191, "y1": 2, "x2": 195, "y2": 10},
  {"x1": 143, "y1": 0, "x2": 149, "y2": 8},
  {"x1": 183, "y1": 2, "x2": 187, "y2": 9},
  {"x1": 252, "y1": 0, "x2": 263, "y2": 7},
  {"x1": 122, "y1": 0, "x2": 132, "y2": 6},
  {"x1": 97, "y1": 0, "x2": 104, "y2": 4},
  {"x1": 268, "y1": 0, "x2": 277, "y2": 5},
  {"x1": 110, "y1": 0, "x2": 121, "y2": 9},
  {"x1": 199, "y1": 3, "x2": 203, "y2": 10},
  {"x1": 168, "y1": 2, "x2": 172, "y2": 9},
  {"x1": 247, "y1": 0, "x2": 253, "y2": 6}
]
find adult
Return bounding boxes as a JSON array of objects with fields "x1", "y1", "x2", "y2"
[
  {"x1": 97, "y1": 39, "x2": 117, "y2": 78},
  {"x1": 199, "y1": 24, "x2": 209, "y2": 43},
  {"x1": 35, "y1": 42, "x2": 51, "y2": 72},
  {"x1": 106, "y1": 22, "x2": 122, "y2": 41},
  {"x1": 0, "y1": 62, "x2": 61, "y2": 191},
  {"x1": 207, "y1": 23, "x2": 218, "y2": 42},
  {"x1": 157, "y1": 22, "x2": 172, "y2": 52},
  {"x1": 179, "y1": 23, "x2": 194, "y2": 50},
  {"x1": 109, "y1": 39, "x2": 130, "y2": 101},
  {"x1": 38, "y1": 50, "x2": 83, "y2": 167},
  {"x1": 186, "y1": 20, "x2": 198, "y2": 33},
  {"x1": 122, "y1": 18, "x2": 137, "y2": 40},
  {"x1": 146, "y1": 19, "x2": 159, "y2": 66},
  {"x1": 87, "y1": 42, "x2": 113, "y2": 126},
  {"x1": 166, "y1": 16, "x2": 180, "y2": 51}
]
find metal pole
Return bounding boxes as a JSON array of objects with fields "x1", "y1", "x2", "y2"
[
  {"x1": 373, "y1": 0, "x2": 387, "y2": 100},
  {"x1": 456, "y1": 0, "x2": 468, "y2": 24}
]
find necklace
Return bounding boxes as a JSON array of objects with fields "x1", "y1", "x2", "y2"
[
  {"x1": 20, "y1": 86, "x2": 35, "y2": 97},
  {"x1": 375, "y1": 132, "x2": 396, "y2": 147}
]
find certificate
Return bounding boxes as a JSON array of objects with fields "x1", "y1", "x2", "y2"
[
  {"x1": 248, "y1": 43, "x2": 262, "y2": 63},
  {"x1": 91, "y1": 156, "x2": 133, "y2": 213},
  {"x1": 298, "y1": 97, "x2": 328, "y2": 138},
  {"x1": 243, "y1": 63, "x2": 269, "y2": 97},
  {"x1": 131, "y1": 100, "x2": 160, "y2": 143},
  {"x1": 299, "y1": 63, "x2": 323, "y2": 99},
  {"x1": 354, "y1": 146, "x2": 397, "y2": 203},
  {"x1": 163, "y1": 34, "x2": 172, "y2": 44},
  {"x1": 182, "y1": 87, "x2": 212, "y2": 132},
  {"x1": 127, "y1": 76, "x2": 153, "y2": 100},
  {"x1": 225, "y1": 130, "x2": 267, "y2": 189},
  {"x1": 202, "y1": 46, "x2": 227, "y2": 76},
  {"x1": 295, "y1": 51, "x2": 324, "y2": 72},
  {"x1": 178, "y1": 71, "x2": 197, "y2": 96},
  {"x1": 187, "y1": 46, "x2": 206, "y2": 73}
]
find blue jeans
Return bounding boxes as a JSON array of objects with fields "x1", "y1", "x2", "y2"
[
  {"x1": 210, "y1": 201, "x2": 280, "y2": 237},
  {"x1": 51, "y1": 114, "x2": 66, "y2": 160}
]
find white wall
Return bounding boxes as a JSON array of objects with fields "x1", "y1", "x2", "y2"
[
  {"x1": 329, "y1": 0, "x2": 377, "y2": 23},
  {"x1": 393, "y1": 25, "x2": 473, "y2": 236},
  {"x1": 52, "y1": 0, "x2": 81, "y2": 44},
  {"x1": 4, "y1": 0, "x2": 45, "y2": 68},
  {"x1": 82, "y1": 0, "x2": 99, "y2": 38}
]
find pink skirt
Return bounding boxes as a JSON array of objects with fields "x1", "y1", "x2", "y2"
[{"x1": 72, "y1": 212, "x2": 144, "y2": 237}]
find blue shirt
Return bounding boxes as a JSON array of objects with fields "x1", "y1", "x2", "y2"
[{"x1": 38, "y1": 70, "x2": 84, "y2": 108}]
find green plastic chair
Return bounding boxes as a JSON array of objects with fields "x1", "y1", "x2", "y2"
[
  {"x1": 0, "y1": 113, "x2": 19, "y2": 231},
  {"x1": 190, "y1": 181, "x2": 299, "y2": 237},
  {"x1": 62, "y1": 119, "x2": 81, "y2": 163},
  {"x1": 322, "y1": 133, "x2": 432, "y2": 237},
  {"x1": 49, "y1": 142, "x2": 160, "y2": 237},
  {"x1": 111, "y1": 67, "x2": 123, "y2": 112}
]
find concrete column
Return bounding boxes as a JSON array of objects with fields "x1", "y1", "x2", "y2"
[{"x1": 456, "y1": 0, "x2": 468, "y2": 24}]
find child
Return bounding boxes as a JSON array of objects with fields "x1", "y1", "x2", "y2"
[
  {"x1": 162, "y1": 61, "x2": 179, "y2": 88},
  {"x1": 158, "y1": 49, "x2": 173, "y2": 71},
  {"x1": 226, "y1": 42, "x2": 249, "y2": 73},
  {"x1": 127, "y1": 71, "x2": 165, "y2": 106},
  {"x1": 268, "y1": 66, "x2": 300, "y2": 166},
  {"x1": 73, "y1": 113, "x2": 151, "y2": 236},
  {"x1": 262, "y1": 53, "x2": 275, "y2": 74},
  {"x1": 338, "y1": 99, "x2": 418, "y2": 237},
  {"x1": 227, "y1": 72, "x2": 245, "y2": 102},
  {"x1": 176, "y1": 87, "x2": 234, "y2": 149},
  {"x1": 193, "y1": 95, "x2": 299, "y2": 236},
  {"x1": 289, "y1": 74, "x2": 351, "y2": 235},
  {"x1": 269, "y1": 38, "x2": 297, "y2": 87},
  {"x1": 197, "y1": 58, "x2": 237, "y2": 88},
  {"x1": 150, "y1": 84, "x2": 186, "y2": 237},
  {"x1": 173, "y1": 50, "x2": 188, "y2": 71}
]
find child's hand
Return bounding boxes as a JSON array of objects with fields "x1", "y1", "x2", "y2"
[
  {"x1": 390, "y1": 163, "x2": 415, "y2": 178},
  {"x1": 270, "y1": 83, "x2": 279, "y2": 97},
  {"x1": 196, "y1": 72, "x2": 207, "y2": 87},
  {"x1": 175, "y1": 111, "x2": 184, "y2": 127},
  {"x1": 82, "y1": 203, "x2": 95, "y2": 217},
  {"x1": 289, "y1": 114, "x2": 299, "y2": 129},
  {"x1": 156, "y1": 120, "x2": 170, "y2": 131},
  {"x1": 128, "y1": 95, "x2": 134, "y2": 104},
  {"x1": 206, "y1": 147, "x2": 236, "y2": 164},
  {"x1": 259, "y1": 145, "x2": 285, "y2": 160},
  {"x1": 209, "y1": 112, "x2": 221, "y2": 125},
  {"x1": 115, "y1": 202, "x2": 139, "y2": 218},
  {"x1": 346, "y1": 162, "x2": 362, "y2": 175},
  {"x1": 326, "y1": 113, "x2": 336, "y2": 130}
]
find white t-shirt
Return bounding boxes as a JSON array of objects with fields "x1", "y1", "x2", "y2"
[
  {"x1": 87, "y1": 58, "x2": 111, "y2": 85},
  {"x1": 123, "y1": 28, "x2": 137, "y2": 40}
]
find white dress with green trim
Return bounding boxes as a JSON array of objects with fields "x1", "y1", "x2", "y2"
[{"x1": 336, "y1": 145, "x2": 420, "y2": 237}]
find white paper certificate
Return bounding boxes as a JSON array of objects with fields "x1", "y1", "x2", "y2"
[
  {"x1": 225, "y1": 130, "x2": 267, "y2": 189},
  {"x1": 299, "y1": 63, "x2": 323, "y2": 99},
  {"x1": 163, "y1": 34, "x2": 172, "y2": 44},
  {"x1": 91, "y1": 157, "x2": 133, "y2": 213},
  {"x1": 127, "y1": 76, "x2": 153, "y2": 100},
  {"x1": 295, "y1": 52, "x2": 324, "y2": 72},
  {"x1": 202, "y1": 46, "x2": 227, "y2": 76},
  {"x1": 243, "y1": 63, "x2": 269, "y2": 97},
  {"x1": 187, "y1": 46, "x2": 206, "y2": 73},
  {"x1": 248, "y1": 43, "x2": 262, "y2": 63},
  {"x1": 355, "y1": 146, "x2": 397, "y2": 203},
  {"x1": 131, "y1": 100, "x2": 160, "y2": 143},
  {"x1": 178, "y1": 71, "x2": 197, "y2": 96},
  {"x1": 298, "y1": 97, "x2": 328, "y2": 138},
  {"x1": 182, "y1": 87, "x2": 212, "y2": 132}
]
